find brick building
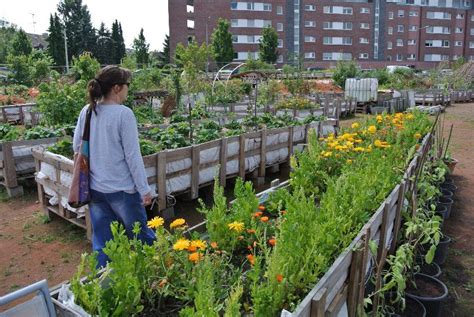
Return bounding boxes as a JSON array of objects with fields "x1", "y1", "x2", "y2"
[{"x1": 168, "y1": 0, "x2": 474, "y2": 69}]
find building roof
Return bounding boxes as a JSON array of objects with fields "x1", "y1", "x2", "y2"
[{"x1": 27, "y1": 33, "x2": 48, "y2": 50}]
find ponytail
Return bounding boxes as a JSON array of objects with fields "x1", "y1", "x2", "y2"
[{"x1": 87, "y1": 78, "x2": 103, "y2": 113}]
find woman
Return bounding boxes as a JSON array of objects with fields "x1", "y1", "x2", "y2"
[{"x1": 73, "y1": 65, "x2": 155, "y2": 267}]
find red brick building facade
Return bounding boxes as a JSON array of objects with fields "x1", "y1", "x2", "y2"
[{"x1": 169, "y1": 0, "x2": 474, "y2": 69}]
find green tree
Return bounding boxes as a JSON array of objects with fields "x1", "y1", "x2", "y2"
[
  {"x1": 11, "y1": 29, "x2": 32, "y2": 56},
  {"x1": 259, "y1": 26, "x2": 278, "y2": 64},
  {"x1": 111, "y1": 20, "x2": 126, "y2": 64},
  {"x1": 174, "y1": 42, "x2": 209, "y2": 72},
  {"x1": 133, "y1": 28, "x2": 149, "y2": 68},
  {"x1": 46, "y1": 13, "x2": 65, "y2": 67},
  {"x1": 7, "y1": 55, "x2": 31, "y2": 85},
  {"x1": 95, "y1": 23, "x2": 113, "y2": 65},
  {"x1": 159, "y1": 34, "x2": 170, "y2": 65},
  {"x1": 211, "y1": 19, "x2": 234, "y2": 66},
  {"x1": 71, "y1": 52, "x2": 101, "y2": 81},
  {"x1": 332, "y1": 60, "x2": 359, "y2": 87},
  {"x1": 29, "y1": 50, "x2": 53, "y2": 84},
  {"x1": 57, "y1": 0, "x2": 97, "y2": 60},
  {"x1": 0, "y1": 27, "x2": 17, "y2": 64}
]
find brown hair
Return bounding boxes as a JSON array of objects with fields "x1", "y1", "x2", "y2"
[{"x1": 87, "y1": 65, "x2": 132, "y2": 112}]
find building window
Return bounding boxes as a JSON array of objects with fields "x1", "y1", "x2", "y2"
[
  {"x1": 426, "y1": 26, "x2": 451, "y2": 34},
  {"x1": 397, "y1": 39, "x2": 403, "y2": 46},
  {"x1": 360, "y1": 38, "x2": 369, "y2": 44},
  {"x1": 456, "y1": 13, "x2": 464, "y2": 19},
  {"x1": 471, "y1": 28, "x2": 474, "y2": 35},
  {"x1": 425, "y1": 40, "x2": 433, "y2": 47},
  {"x1": 304, "y1": 36, "x2": 316, "y2": 42},
  {"x1": 187, "y1": 19, "x2": 195, "y2": 29},
  {"x1": 409, "y1": 11, "x2": 418, "y2": 17},
  {"x1": 231, "y1": 2, "x2": 237, "y2": 10},
  {"x1": 408, "y1": 39, "x2": 416, "y2": 45},
  {"x1": 359, "y1": 53, "x2": 369, "y2": 59},
  {"x1": 304, "y1": 52, "x2": 316, "y2": 59},
  {"x1": 389, "y1": 12, "x2": 394, "y2": 19},
  {"x1": 397, "y1": 25, "x2": 404, "y2": 32},
  {"x1": 455, "y1": 27, "x2": 463, "y2": 33},
  {"x1": 427, "y1": 12, "x2": 452, "y2": 20},
  {"x1": 398, "y1": 10, "x2": 404, "y2": 17},
  {"x1": 470, "y1": 41, "x2": 474, "y2": 48},
  {"x1": 304, "y1": 21, "x2": 316, "y2": 27},
  {"x1": 263, "y1": 3, "x2": 272, "y2": 11},
  {"x1": 343, "y1": 7, "x2": 353, "y2": 14},
  {"x1": 407, "y1": 54, "x2": 416, "y2": 60},
  {"x1": 278, "y1": 39, "x2": 283, "y2": 48},
  {"x1": 443, "y1": 40, "x2": 450, "y2": 47},
  {"x1": 386, "y1": 56, "x2": 392, "y2": 61},
  {"x1": 277, "y1": 23, "x2": 283, "y2": 31},
  {"x1": 323, "y1": 22, "x2": 352, "y2": 30},
  {"x1": 304, "y1": 4, "x2": 315, "y2": 11},
  {"x1": 388, "y1": 27, "x2": 393, "y2": 35},
  {"x1": 396, "y1": 54, "x2": 403, "y2": 61},
  {"x1": 323, "y1": 37, "x2": 352, "y2": 45},
  {"x1": 277, "y1": 5, "x2": 283, "y2": 15},
  {"x1": 409, "y1": 25, "x2": 417, "y2": 31},
  {"x1": 232, "y1": 35, "x2": 238, "y2": 43},
  {"x1": 455, "y1": 41, "x2": 463, "y2": 46},
  {"x1": 360, "y1": 23, "x2": 370, "y2": 29},
  {"x1": 472, "y1": 15, "x2": 474, "y2": 21},
  {"x1": 387, "y1": 41, "x2": 392, "y2": 49},
  {"x1": 323, "y1": 6, "x2": 352, "y2": 15},
  {"x1": 361, "y1": 8, "x2": 370, "y2": 13}
]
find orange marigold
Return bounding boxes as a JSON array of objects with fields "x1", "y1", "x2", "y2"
[
  {"x1": 276, "y1": 274, "x2": 284, "y2": 283},
  {"x1": 260, "y1": 216, "x2": 269, "y2": 223},
  {"x1": 247, "y1": 254, "x2": 255, "y2": 265},
  {"x1": 268, "y1": 238, "x2": 276, "y2": 246},
  {"x1": 188, "y1": 252, "x2": 202, "y2": 263}
]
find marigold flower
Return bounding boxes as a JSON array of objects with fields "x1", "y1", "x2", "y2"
[
  {"x1": 353, "y1": 147, "x2": 365, "y2": 152},
  {"x1": 260, "y1": 216, "x2": 269, "y2": 223},
  {"x1": 253, "y1": 211, "x2": 263, "y2": 218},
  {"x1": 210, "y1": 241, "x2": 218, "y2": 249},
  {"x1": 158, "y1": 279, "x2": 167, "y2": 288},
  {"x1": 347, "y1": 159, "x2": 353, "y2": 164},
  {"x1": 368, "y1": 125, "x2": 377, "y2": 134},
  {"x1": 351, "y1": 122, "x2": 360, "y2": 129},
  {"x1": 258, "y1": 205, "x2": 266, "y2": 211},
  {"x1": 406, "y1": 113, "x2": 415, "y2": 120},
  {"x1": 247, "y1": 254, "x2": 255, "y2": 265},
  {"x1": 170, "y1": 218, "x2": 186, "y2": 229},
  {"x1": 280, "y1": 210, "x2": 287, "y2": 215},
  {"x1": 189, "y1": 239, "x2": 206, "y2": 251},
  {"x1": 173, "y1": 238, "x2": 190, "y2": 251},
  {"x1": 268, "y1": 238, "x2": 276, "y2": 246},
  {"x1": 414, "y1": 133, "x2": 421, "y2": 139},
  {"x1": 228, "y1": 221, "x2": 245, "y2": 232},
  {"x1": 374, "y1": 139, "x2": 391, "y2": 148},
  {"x1": 188, "y1": 252, "x2": 202, "y2": 263},
  {"x1": 276, "y1": 274, "x2": 284, "y2": 283},
  {"x1": 247, "y1": 229, "x2": 256, "y2": 234},
  {"x1": 147, "y1": 216, "x2": 164, "y2": 229},
  {"x1": 322, "y1": 151, "x2": 333, "y2": 158},
  {"x1": 376, "y1": 115, "x2": 383, "y2": 122}
]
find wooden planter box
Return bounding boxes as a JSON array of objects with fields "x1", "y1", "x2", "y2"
[
  {"x1": 32, "y1": 120, "x2": 339, "y2": 240},
  {"x1": 0, "y1": 103, "x2": 40, "y2": 126},
  {"x1": 0, "y1": 137, "x2": 60, "y2": 197}
]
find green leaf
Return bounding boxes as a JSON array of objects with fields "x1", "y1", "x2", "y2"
[{"x1": 425, "y1": 245, "x2": 436, "y2": 264}]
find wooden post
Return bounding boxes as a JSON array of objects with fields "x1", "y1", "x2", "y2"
[
  {"x1": 347, "y1": 242, "x2": 364, "y2": 316},
  {"x1": 156, "y1": 152, "x2": 167, "y2": 211},
  {"x1": 219, "y1": 137, "x2": 228, "y2": 187},
  {"x1": 239, "y1": 134, "x2": 246, "y2": 179},
  {"x1": 34, "y1": 157, "x2": 50, "y2": 218},
  {"x1": 2, "y1": 141, "x2": 23, "y2": 197},
  {"x1": 55, "y1": 166, "x2": 65, "y2": 217},
  {"x1": 258, "y1": 129, "x2": 267, "y2": 184},
  {"x1": 288, "y1": 126, "x2": 294, "y2": 158},
  {"x1": 311, "y1": 287, "x2": 327, "y2": 317},
  {"x1": 358, "y1": 228, "x2": 371, "y2": 314},
  {"x1": 1, "y1": 107, "x2": 6, "y2": 123},
  {"x1": 377, "y1": 203, "x2": 390, "y2": 264},
  {"x1": 190, "y1": 145, "x2": 200, "y2": 199},
  {"x1": 390, "y1": 181, "x2": 406, "y2": 255}
]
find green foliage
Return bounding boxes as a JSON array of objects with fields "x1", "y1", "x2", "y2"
[
  {"x1": 259, "y1": 26, "x2": 279, "y2": 64},
  {"x1": 0, "y1": 124, "x2": 21, "y2": 141},
  {"x1": 361, "y1": 68, "x2": 390, "y2": 86},
  {"x1": 37, "y1": 77, "x2": 87, "y2": 126},
  {"x1": 332, "y1": 60, "x2": 359, "y2": 87},
  {"x1": 175, "y1": 42, "x2": 210, "y2": 73},
  {"x1": 139, "y1": 138, "x2": 161, "y2": 156},
  {"x1": 211, "y1": 19, "x2": 234, "y2": 65},
  {"x1": 71, "y1": 52, "x2": 101, "y2": 82},
  {"x1": 48, "y1": 139, "x2": 74, "y2": 158},
  {"x1": 276, "y1": 96, "x2": 317, "y2": 111},
  {"x1": 0, "y1": 26, "x2": 18, "y2": 64},
  {"x1": 46, "y1": 13, "x2": 65, "y2": 67},
  {"x1": 7, "y1": 54, "x2": 31, "y2": 85},
  {"x1": 241, "y1": 59, "x2": 275, "y2": 72},
  {"x1": 11, "y1": 29, "x2": 32, "y2": 56},
  {"x1": 111, "y1": 20, "x2": 126, "y2": 65},
  {"x1": 133, "y1": 28, "x2": 149, "y2": 68},
  {"x1": 159, "y1": 34, "x2": 171, "y2": 65},
  {"x1": 23, "y1": 126, "x2": 63, "y2": 140}
]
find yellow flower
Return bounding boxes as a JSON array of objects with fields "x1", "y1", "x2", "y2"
[
  {"x1": 351, "y1": 122, "x2": 360, "y2": 129},
  {"x1": 190, "y1": 239, "x2": 207, "y2": 251},
  {"x1": 345, "y1": 141, "x2": 354, "y2": 149},
  {"x1": 173, "y1": 238, "x2": 191, "y2": 251},
  {"x1": 328, "y1": 141, "x2": 339, "y2": 148},
  {"x1": 414, "y1": 133, "x2": 421, "y2": 140},
  {"x1": 147, "y1": 216, "x2": 164, "y2": 229},
  {"x1": 170, "y1": 218, "x2": 186, "y2": 229},
  {"x1": 406, "y1": 113, "x2": 414, "y2": 120},
  {"x1": 368, "y1": 125, "x2": 377, "y2": 134},
  {"x1": 353, "y1": 147, "x2": 365, "y2": 152},
  {"x1": 322, "y1": 151, "x2": 333, "y2": 157},
  {"x1": 228, "y1": 221, "x2": 245, "y2": 233},
  {"x1": 347, "y1": 159, "x2": 353, "y2": 164},
  {"x1": 374, "y1": 139, "x2": 391, "y2": 148},
  {"x1": 366, "y1": 145, "x2": 373, "y2": 152},
  {"x1": 376, "y1": 115, "x2": 383, "y2": 122}
]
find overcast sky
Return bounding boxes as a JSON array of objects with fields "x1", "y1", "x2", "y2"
[{"x1": 1, "y1": 0, "x2": 169, "y2": 51}]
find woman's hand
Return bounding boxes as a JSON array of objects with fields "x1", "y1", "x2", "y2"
[{"x1": 142, "y1": 192, "x2": 153, "y2": 206}]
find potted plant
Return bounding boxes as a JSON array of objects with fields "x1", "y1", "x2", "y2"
[{"x1": 405, "y1": 273, "x2": 448, "y2": 317}]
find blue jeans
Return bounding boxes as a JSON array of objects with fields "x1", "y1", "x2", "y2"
[{"x1": 89, "y1": 189, "x2": 156, "y2": 267}]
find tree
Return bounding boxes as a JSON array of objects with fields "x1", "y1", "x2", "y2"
[
  {"x1": 133, "y1": 28, "x2": 149, "y2": 68},
  {"x1": 8, "y1": 55, "x2": 31, "y2": 85},
  {"x1": 71, "y1": 52, "x2": 101, "y2": 81},
  {"x1": 159, "y1": 34, "x2": 170, "y2": 65},
  {"x1": 174, "y1": 42, "x2": 209, "y2": 72},
  {"x1": 46, "y1": 13, "x2": 65, "y2": 67},
  {"x1": 95, "y1": 22, "x2": 113, "y2": 64},
  {"x1": 111, "y1": 20, "x2": 126, "y2": 64},
  {"x1": 57, "y1": 0, "x2": 97, "y2": 60},
  {"x1": 0, "y1": 27, "x2": 19, "y2": 64},
  {"x1": 211, "y1": 19, "x2": 234, "y2": 66},
  {"x1": 11, "y1": 29, "x2": 32, "y2": 56},
  {"x1": 259, "y1": 26, "x2": 278, "y2": 64},
  {"x1": 332, "y1": 60, "x2": 359, "y2": 87}
]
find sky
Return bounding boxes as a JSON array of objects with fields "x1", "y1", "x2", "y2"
[{"x1": 1, "y1": 0, "x2": 169, "y2": 51}]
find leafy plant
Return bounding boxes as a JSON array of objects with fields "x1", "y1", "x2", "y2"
[{"x1": 47, "y1": 139, "x2": 74, "y2": 158}]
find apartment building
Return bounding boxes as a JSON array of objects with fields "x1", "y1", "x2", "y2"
[{"x1": 169, "y1": 0, "x2": 474, "y2": 68}]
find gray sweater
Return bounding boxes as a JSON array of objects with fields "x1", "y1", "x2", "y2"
[{"x1": 73, "y1": 104, "x2": 151, "y2": 198}]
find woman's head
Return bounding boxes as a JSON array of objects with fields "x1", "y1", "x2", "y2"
[{"x1": 88, "y1": 65, "x2": 132, "y2": 109}]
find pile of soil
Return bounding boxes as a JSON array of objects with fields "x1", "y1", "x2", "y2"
[
  {"x1": 407, "y1": 276, "x2": 444, "y2": 297},
  {"x1": 0, "y1": 95, "x2": 26, "y2": 105}
]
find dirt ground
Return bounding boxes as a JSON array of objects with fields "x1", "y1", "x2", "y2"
[{"x1": 0, "y1": 102, "x2": 472, "y2": 315}]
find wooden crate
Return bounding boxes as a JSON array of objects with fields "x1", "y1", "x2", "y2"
[
  {"x1": 0, "y1": 103, "x2": 39, "y2": 126},
  {"x1": 0, "y1": 137, "x2": 60, "y2": 197}
]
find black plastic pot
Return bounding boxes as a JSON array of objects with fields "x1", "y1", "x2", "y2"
[
  {"x1": 434, "y1": 204, "x2": 448, "y2": 222},
  {"x1": 443, "y1": 177, "x2": 454, "y2": 185},
  {"x1": 437, "y1": 196, "x2": 453, "y2": 219},
  {"x1": 434, "y1": 235, "x2": 452, "y2": 266},
  {"x1": 385, "y1": 293, "x2": 427, "y2": 317},
  {"x1": 440, "y1": 183, "x2": 457, "y2": 193},
  {"x1": 406, "y1": 273, "x2": 448, "y2": 317},
  {"x1": 419, "y1": 261, "x2": 442, "y2": 279},
  {"x1": 441, "y1": 189, "x2": 453, "y2": 200}
]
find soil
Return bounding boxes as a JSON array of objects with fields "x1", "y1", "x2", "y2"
[
  {"x1": 407, "y1": 275, "x2": 445, "y2": 297},
  {"x1": 0, "y1": 102, "x2": 472, "y2": 314}
]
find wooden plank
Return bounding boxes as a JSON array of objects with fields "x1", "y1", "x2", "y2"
[
  {"x1": 311, "y1": 288, "x2": 327, "y2": 317},
  {"x1": 2, "y1": 142, "x2": 17, "y2": 188},
  {"x1": 377, "y1": 203, "x2": 390, "y2": 264},
  {"x1": 239, "y1": 134, "x2": 246, "y2": 179},
  {"x1": 190, "y1": 145, "x2": 200, "y2": 199},
  {"x1": 199, "y1": 138, "x2": 222, "y2": 151},
  {"x1": 219, "y1": 138, "x2": 228, "y2": 187},
  {"x1": 327, "y1": 285, "x2": 348, "y2": 317},
  {"x1": 164, "y1": 146, "x2": 192, "y2": 162},
  {"x1": 55, "y1": 167, "x2": 65, "y2": 217},
  {"x1": 347, "y1": 242, "x2": 363, "y2": 316},
  {"x1": 358, "y1": 228, "x2": 371, "y2": 314},
  {"x1": 7, "y1": 137, "x2": 60, "y2": 148},
  {"x1": 390, "y1": 180, "x2": 406, "y2": 255},
  {"x1": 288, "y1": 126, "x2": 294, "y2": 159},
  {"x1": 259, "y1": 129, "x2": 266, "y2": 177},
  {"x1": 157, "y1": 151, "x2": 167, "y2": 211}
]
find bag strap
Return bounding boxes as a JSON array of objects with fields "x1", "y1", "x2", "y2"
[{"x1": 82, "y1": 107, "x2": 93, "y2": 142}]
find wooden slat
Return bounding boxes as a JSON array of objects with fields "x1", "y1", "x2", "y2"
[
  {"x1": 311, "y1": 288, "x2": 327, "y2": 317},
  {"x1": 347, "y1": 242, "x2": 363, "y2": 316},
  {"x1": 390, "y1": 180, "x2": 406, "y2": 255},
  {"x1": 164, "y1": 146, "x2": 192, "y2": 162},
  {"x1": 259, "y1": 129, "x2": 266, "y2": 177},
  {"x1": 2, "y1": 142, "x2": 17, "y2": 188},
  {"x1": 219, "y1": 138, "x2": 228, "y2": 186},
  {"x1": 327, "y1": 285, "x2": 348, "y2": 317},
  {"x1": 358, "y1": 228, "x2": 371, "y2": 314},
  {"x1": 377, "y1": 203, "x2": 390, "y2": 263},
  {"x1": 190, "y1": 145, "x2": 200, "y2": 199},
  {"x1": 157, "y1": 151, "x2": 167, "y2": 210},
  {"x1": 239, "y1": 134, "x2": 246, "y2": 179},
  {"x1": 288, "y1": 126, "x2": 294, "y2": 159}
]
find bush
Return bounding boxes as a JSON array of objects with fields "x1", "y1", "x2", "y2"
[
  {"x1": 332, "y1": 60, "x2": 359, "y2": 87},
  {"x1": 71, "y1": 52, "x2": 101, "y2": 82}
]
